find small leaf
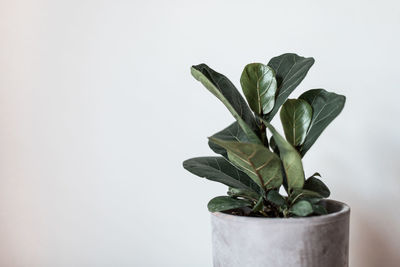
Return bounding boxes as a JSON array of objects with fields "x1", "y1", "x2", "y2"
[
  {"x1": 228, "y1": 187, "x2": 260, "y2": 201},
  {"x1": 299, "y1": 89, "x2": 346, "y2": 157},
  {"x1": 303, "y1": 176, "x2": 330, "y2": 198},
  {"x1": 208, "y1": 122, "x2": 249, "y2": 157},
  {"x1": 209, "y1": 137, "x2": 283, "y2": 190},
  {"x1": 312, "y1": 204, "x2": 328, "y2": 215},
  {"x1": 207, "y1": 196, "x2": 252, "y2": 212},
  {"x1": 240, "y1": 63, "x2": 277, "y2": 115},
  {"x1": 191, "y1": 64, "x2": 261, "y2": 144},
  {"x1": 261, "y1": 119, "x2": 305, "y2": 190},
  {"x1": 265, "y1": 53, "x2": 315, "y2": 121},
  {"x1": 267, "y1": 190, "x2": 286, "y2": 207},
  {"x1": 280, "y1": 99, "x2": 312, "y2": 146},
  {"x1": 183, "y1": 157, "x2": 263, "y2": 195},
  {"x1": 289, "y1": 200, "x2": 313, "y2": 216}
]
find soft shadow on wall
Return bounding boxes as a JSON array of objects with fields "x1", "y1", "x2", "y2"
[{"x1": 336, "y1": 135, "x2": 400, "y2": 267}]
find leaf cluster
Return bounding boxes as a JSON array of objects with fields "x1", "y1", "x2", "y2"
[{"x1": 183, "y1": 53, "x2": 346, "y2": 218}]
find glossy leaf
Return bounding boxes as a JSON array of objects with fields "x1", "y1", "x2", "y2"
[
  {"x1": 299, "y1": 89, "x2": 346, "y2": 156},
  {"x1": 280, "y1": 99, "x2": 312, "y2": 147},
  {"x1": 209, "y1": 137, "x2": 283, "y2": 190},
  {"x1": 303, "y1": 176, "x2": 330, "y2": 198},
  {"x1": 267, "y1": 190, "x2": 286, "y2": 207},
  {"x1": 208, "y1": 122, "x2": 249, "y2": 157},
  {"x1": 240, "y1": 63, "x2": 277, "y2": 115},
  {"x1": 207, "y1": 196, "x2": 252, "y2": 212},
  {"x1": 183, "y1": 157, "x2": 262, "y2": 195},
  {"x1": 289, "y1": 200, "x2": 313, "y2": 216},
  {"x1": 265, "y1": 53, "x2": 315, "y2": 121},
  {"x1": 191, "y1": 64, "x2": 261, "y2": 144},
  {"x1": 261, "y1": 119, "x2": 305, "y2": 190}
]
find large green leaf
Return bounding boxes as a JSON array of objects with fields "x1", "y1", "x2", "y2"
[
  {"x1": 299, "y1": 89, "x2": 346, "y2": 157},
  {"x1": 183, "y1": 157, "x2": 263, "y2": 195},
  {"x1": 280, "y1": 99, "x2": 312, "y2": 147},
  {"x1": 191, "y1": 64, "x2": 261, "y2": 144},
  {"x1": 207, "y1": 196, "x2": 252, "y2": 212},
  {"x1": 261, "y1": 119, "x2": 305, "y2": 190},
  {"x1": 240, "y1": 63, "x2": 277, "y2": 115},
  {"x1": 208, "y1": 137, "x2": 283, "y2": 190},
  {"x1": 208, "y1": 122, "x2": 249, "y2": 157},
  {"x1": 265, "y1": 53, "x2": 315, "y2": 121}
]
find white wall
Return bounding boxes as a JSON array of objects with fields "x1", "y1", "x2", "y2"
[{"x1": 0, "y1": 0, "x2": 399, "y2": 266}]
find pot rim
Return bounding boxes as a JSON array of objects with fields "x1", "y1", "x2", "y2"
[{"x1": 211, "y1": 199, "x2": 350, "y2": 225}]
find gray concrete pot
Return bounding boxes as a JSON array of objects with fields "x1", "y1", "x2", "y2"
[{"x1": 211, "y1": 199, "x2": 350, "y2": 267}]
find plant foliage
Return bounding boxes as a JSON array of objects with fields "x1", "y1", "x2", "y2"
[{"x1": 183, "y1": 53, "x2": 346, "y2": 218}]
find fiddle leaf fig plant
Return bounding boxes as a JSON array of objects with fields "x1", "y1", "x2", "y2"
[{"x1": 183, "y1": 53, "x2": 346, "y2": 218}]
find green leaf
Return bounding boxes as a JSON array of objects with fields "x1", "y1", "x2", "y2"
[
  {"x1": 303, "y1": 176, "x2": 330, "y2": 198},
  {"x1": 261, "y1": 120, "x2": 305, "y2": 190},
  {"x1": 288, "y1": 195, "x2": 324, "y2": 215},
  {"x1": 265, "y1": 53, "x2": 315, "y2": 121},
  {"x1": 208, "y1": 137, "x2": 283, "y2": 190},
  {"x1": 227, "y1": 187, "x2": 260, "y2": 201},
  {"x1": 299, "y1": 89, "x2": 346, "y2": 157},
  {"x1": 289, "y1": 200, "x2": 313, "y2": 216},
  {"x1": 207, "y1": 196, "x2": 252, "y2": 212},
  {"x1": 280, "y1": 99, "x2": 312, "y2": 147},
  {"x1": 240, "y1": 63, "x2": 277, "y2": 115},
  {"x1": 267, "y1": 190, "x2": 287, "y2": 207},
  {"x1": 208, "y1": 122, "x2": 249, "y2": 157},
  {"x1": 183, "y1": 157, "x2": 262, "y2": 195},
  {"x1": 312, "y1": 204, "x2": 328, "y2": 215},
  {"x1": 191, "y1": 64, "x2": 261, "y2": 144}
]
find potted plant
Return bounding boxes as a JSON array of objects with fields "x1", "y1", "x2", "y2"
[{"x1": 183, "y1": 53, "x2": 349, "y2": 267}]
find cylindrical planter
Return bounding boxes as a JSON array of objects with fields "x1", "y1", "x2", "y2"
[{"x1": 211, "y1": 199, "x2": 350, "y2": 267}]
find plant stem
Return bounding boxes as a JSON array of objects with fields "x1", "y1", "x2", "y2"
[
  {"x1": 283, "y1": 209, "x2": 289, "y2": 218},
  {"x1": 290, "y1": 192, "x2": 304, "y2": 205},
  {"x1": 257, "y1": 113, "x2": 268, "y2": 148},
  {"x1": 261, "y1": 123, "x2": 269, "y2": 148},
  {"x1": 259, "y1": 210, "x2": 268, "y2": 217},
  {"x1": 248, "y1": 152, "x2": 266, "y2": 190}
]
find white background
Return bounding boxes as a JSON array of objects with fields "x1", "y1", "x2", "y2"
[{"x1": 0, "y1": 0, "x2": 399, "y2": 266}]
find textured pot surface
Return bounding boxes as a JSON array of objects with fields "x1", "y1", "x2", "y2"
[{"x1": 211, "y1": 200, "x2": 350, "y2": 267}]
